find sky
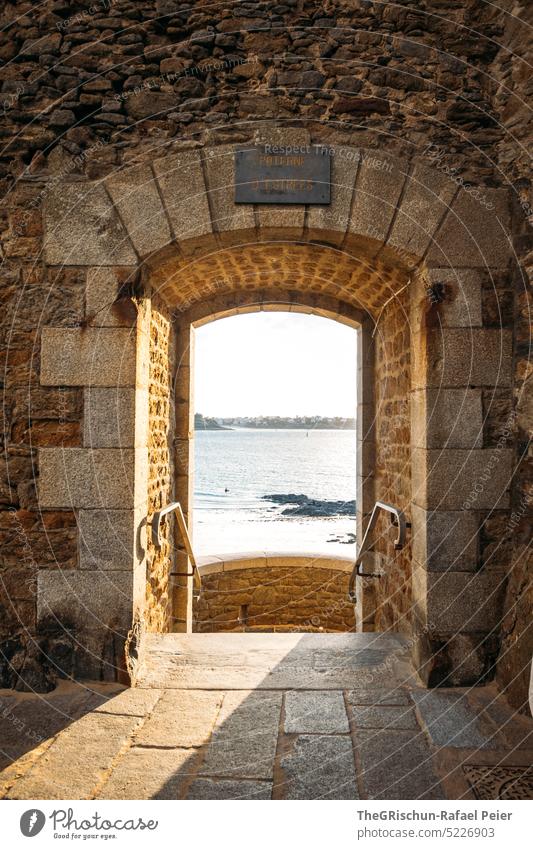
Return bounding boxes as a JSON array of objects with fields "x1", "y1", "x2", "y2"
[{"x1": 194, "y1": 312, "x2": 358, "y2": 418}]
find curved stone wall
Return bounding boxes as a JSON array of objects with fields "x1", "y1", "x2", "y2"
[{"x1": 193, "y1": 554, "x2": 355, "y2": 632}]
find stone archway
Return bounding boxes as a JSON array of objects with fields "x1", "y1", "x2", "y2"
[{"x1": 38, "y1": 140, "x2": 514, "y2": 686}]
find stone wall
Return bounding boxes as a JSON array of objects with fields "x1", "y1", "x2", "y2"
[
  {"x1": 0, "y1": 0, "x2": 510, "y2": 183},
  {"x1": 145, "y1": 295, "x2": 175, "y2": 633},
  {"x1": 372, "y1": 287, "x2": 412, "y2": 635},
  {"x1": 194, "y1": 556, "x2": 355, "y2": 632},
  {"x1": 488, "y1": 0, "x2": 533, "y2": 712},
  {"x1": 0, "y1": 0, "x2": 529, "y2": 700}
]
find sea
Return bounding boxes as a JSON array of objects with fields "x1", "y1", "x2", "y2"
[{"x1": 193, "y1": 428, "x2": 357, "y2": 557}]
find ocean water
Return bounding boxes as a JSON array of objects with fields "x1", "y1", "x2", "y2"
[{"x1": 193, "y1": 429, "x2": 357, "y2": 557}]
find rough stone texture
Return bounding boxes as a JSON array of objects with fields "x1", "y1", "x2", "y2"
[
  {"x1": 278, "y1": 734, "x2": 359, "y2": 799},
  {"x1": 78, "y1": 509, "x2": 136, "y2": 571},
  {"x1": 134, "y1": 690, "x2": 222, "y2": 747},
  {"x1": 187, "y1": 778, "x2": 272, "y2": 800},
  {"x1": 39, "y1": 448, "x2": 136, "y2": 509},
  {"x1": 412, "y1": 448, "x2": 513, "y2": 510},
  {"x1": 372, "y1": 287, "x2": 412, "y2": 634},
  {"x1": 411, "y1": 505, "x2": 479, "y2": 572},
  {"x1": 96, "y1": 745, "x2": 198, "y2": 800},
  {"x1": 40, "y1": 327, "x2": 137, "y2": 387},
  {"x1": 37, "y1": 570, "x2": 133, "y2": 679},
  {"x1": 0, "y1": 0, "x2": 528, "y2": 705},
  {"x1": 349, "y1": 704, "x2": 419, "y2": 731},
  {"x1": 145, "y1": 296, "x2": 176, "y2": 633},
  {"x1": 2, "y1": 638, "x2": 532, "y2": 800},
  {"x1": 355, "y1": 728, "x2": 444, "y2": 799},
  {"x1": 43, "y1": 184, "x2": 137, "y2": 267},
  {"x1": 199, "y1": 691, "x2": 282, "y2": 779},
  {"x1": 411, "y1": 388, "x2": 483, "y2": 450},
  {"x1": 195, "y1": 562, "x2": 354, "y2": 632},
  {"x1": 6, "y1": 711, "x2": 145, "y2": 799},
  {"x1": 411, "y1": 690, "x2": 505, "y2": 749},
  {"x1": 83, "y1": 387, "x2": 139, "y2": 448},
  {"x1": 105, "y1": 164, "x2": 172, "y2": 258},
  {"x1": 284, "y1": 691, "x2": 349, "y2": 734},
  {"x1": 152, "y1": 150, "x2": 213, "y2": 244}
]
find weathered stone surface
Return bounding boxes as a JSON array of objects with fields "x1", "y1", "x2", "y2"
[
  {"x1": 93, "y1": 688, "x2": 161, "y2": 717},
  {"x1": 85, "y1": 267, "x2": 138, "y2": 328},
  {"x1": 37, "y1": 570, "x2": 133, "y2": 635},
  {"x1": 7, "y1": 712, "x2": 143, "y2": 799},
  {"x1": 153, "y1": 150, "x2": 213, "y2": 244},
  {"x1": 346, "y1": 688, "x2": 411, "y2": 706},
  {"x1": 39, "y1": 448, "x2": 136, "y2": 508},
  {"x1": 349, "y1": 151, "x2": 408, "y2": 248},
  {"x1": 43, "y1": 183, "x2": 137, "y2": 267},
  {"x1": 349, "y1": 704, "x2": 419, "y2": 731},
  {"x1": 279, "y1": 734, "x2": 358, "y2": 799},
  {"x1": 187, "y1": 777, "x2": 272, "y2": 799},
  {"x1": 135, "y1": 690, "x2": 222, "y2": 747},
  {"x1": 356, "y1": 729, "x2": 444, "y2": 799},
  {"x1": 411, "y1": 388, "x2": 483, "y2": 449},
  {"x1": 41, "y1": 327, "x2": 137, "y2": 387},
  {"x1": 427, "y1": 189, "x2": 511, "y2": 268},
  {"x1": 78, "y1": 509, "x2": 136, "y2": 570},
  {"x1": 105, "y1": 164, "x2": 171, "y2": 257},
  {"x1": 423, "y1": 268, "x2": 483, "y2": 328},
  {"x1": 203, "y1": 145, "x2": 255, "y2": 243},
  {"x1": 411, "y1": 690, "x2": 506, "y2": 749},
  {"x1": 307, "y1": 146, "x2": 358, "y2": 243},
  {"x1": 195, "y1": 560, "x2": 353, "y2": 633},
  {"x1": 284, "y1": 691, "x2": 349, "y2": 734},
  {"x1": 413, "y1": 566, "x2": 507, "y2": 633},
  {"x1": 412, "y1": 448, "x2": 513, "y2": 510},
  {"x1": 84, "y1": 387, "x2": 141, "y2": 448},
  {"x1": 413, "y1": 328, "x2": 513, "y2": 389},
  {"x1": 387, "y1": 163, "x2": 456, "y2": 262},
  {"x1": 411, "y1": 504, "x2": 479, "y2": 571},
  {"x1": 97, "y1": 745, "x2": 198, "y2": 799},
  {"x1": 199, "y1": 691, "x2": 282, "y2": 779}
]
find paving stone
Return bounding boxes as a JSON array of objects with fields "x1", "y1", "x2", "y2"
[
  {"x1": 0, "y1": 688, "x2": 97, "y2": 772},
  {"x1": 356, "y1": 729, "x2": 444, "y2": 799},
  {"x1": 186, "y1": 778, "x2": 272, "y2": 800},
  {"x1": 284, "y1": 691, "x2": 349, "y2": 734},
  {"x1": 96, "y1": 746, "x2": 199, "y2": 799},
  {"x1": 93, "y1": 688, "x2": 161, "y2": 717},
  {"x1": 7, "y1": 712, "x2": 144, "y2": 799},
  {"x1": 134, "y1": 690, "x2": 222, "y2": 747},
  {"x1": 199, "y1": 691, "x2": 282, "y2": 779},
  {"x1": 279, "y1": 735, "x2": 358, "y2": 799},
  {"x1": 411, "y1": 690, "x2": 504, "y2": 749},
  {"x1": 349, "y1": 705, "x2": 420, "y2": 731},
  {"x1": 468, "y1": 691, "x2": 533, "y2": 751},
  {"x1": 346, "y1": 688, "x2": 411, "y2": 706}
]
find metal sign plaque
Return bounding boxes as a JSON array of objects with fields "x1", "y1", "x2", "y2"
[{"x1": 235, "y1": 145, "x2": 331, "y2": 204}]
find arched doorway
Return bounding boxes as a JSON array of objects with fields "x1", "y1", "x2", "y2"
[{"x1": 37, "y1": 142, "x2": 513, "y2": 687}]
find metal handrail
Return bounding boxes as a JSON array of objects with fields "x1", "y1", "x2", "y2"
[
  {"x1": 348, "y1": 501, "x2": 408, "y2": 601},
  {"x1": 151, "y1": 501, "x2": 201, "y2": 594}
]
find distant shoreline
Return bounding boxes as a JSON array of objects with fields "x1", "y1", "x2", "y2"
[{"x1": 195, "y1": 414, "x2": 356, "y2": 431}]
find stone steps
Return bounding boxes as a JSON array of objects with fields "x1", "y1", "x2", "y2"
[{"x1": 136, "y1": 631, "x2": 415, "y2": 690}]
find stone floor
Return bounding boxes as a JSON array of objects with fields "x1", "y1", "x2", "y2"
[{"x1": 1, "y1": 633, "x2": 532, "y2": 800}]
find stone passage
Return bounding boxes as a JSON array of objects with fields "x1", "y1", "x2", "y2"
[{"x1": 1, "y1": 633, "x2": 532, "y2": 801}]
